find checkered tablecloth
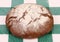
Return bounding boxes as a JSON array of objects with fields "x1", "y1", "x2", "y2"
[{"x1": 0, "y1": 0, "x2": 60, "y2": 42}]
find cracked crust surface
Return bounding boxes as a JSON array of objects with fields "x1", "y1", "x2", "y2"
[{"x1": 6, "y1": 3, "x2": 53, "y2": 39}]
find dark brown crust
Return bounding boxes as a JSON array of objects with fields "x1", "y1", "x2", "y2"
[{"x1": 6, "y1": 3, "x2": 54, "y2": 39}]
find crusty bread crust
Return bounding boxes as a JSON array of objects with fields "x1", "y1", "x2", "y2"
[{"x1": 6, "y1": 3, "x2": 53, "y2": 39}]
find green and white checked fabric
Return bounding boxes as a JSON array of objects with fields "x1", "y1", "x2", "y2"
[{"x1": 0, "y1": 0, "x2": 60, "y2": 42}]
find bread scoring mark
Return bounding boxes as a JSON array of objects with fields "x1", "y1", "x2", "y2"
[
  {"x1": 33, "y1": 18, "x2": 40, "y2": 22},
  {"x1": 8, "y1": 21, "x2": 12, "y2": 28},
  {"x1": 7, "y1": 16, "x2": 17, "y2": 27},
  {"x1": 8, "y1": 16, "x2": 17, "y2": 20},
  {"x1": 27, "y1": 20, "x2": 32, "y2": 25},
  {"x1": 19, "y1": 10, "x2": 28, "y2": 21},
  {"x1": 41, "y1": 14, "x2": 53, "y2": 19},
  {"x1": 40, "y1": 7, "x2": 44, "y2": 11},
  {"x1": 23, "y1": 10, "x2": 28, "y2": 19},
  {"x1": 8, "y1": 16, "x2": 17, "y2": 23}
]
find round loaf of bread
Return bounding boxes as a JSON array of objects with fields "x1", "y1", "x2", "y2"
[{"x1": 6, "y1": 3, "x2": 53, "y2": 39}]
